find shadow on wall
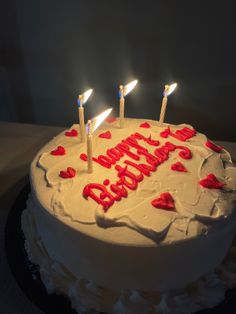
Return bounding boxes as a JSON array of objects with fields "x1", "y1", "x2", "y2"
[
  {"x1": 0, "y1": 0, "x2": 34, "y2": 123},
  {"x1": 0, "y1": 0, "x2": 236, "y2": 141}
]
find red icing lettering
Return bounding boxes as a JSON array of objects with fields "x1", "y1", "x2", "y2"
[
  {"x1": 205, "y1": 140, "x2": 223, "y2": 153},
  {"x1": 199, "y1": 174, "x2": 225, "y2": 189},
  {"x1": 82, "y1": 130, "x2": 194, "y2": 211},
  {"x1": 160, "y1": 127, "x2": 196, "y2": 142},
  {"x1": 99, "y1": 131, "x2": 112, "y2": 139},
  {"x1": 83, "y1": 183, "x2": 114, "y2": 211},
  {"x1": 175, "y1": 145, "x2": 192, "y2": 159},
  {"x1": 124, "y1": 160, "x2": 152, "y2": 176},
  {"x1": 139, "y1": 122, "x2": 151, "y2": 128},
  {"x1": 160, "y1": 127, "x2": 171, "y2": 138},
  {"x1": 137, "y1": 149, "x2": 160, "y2": 168},
  {"x1": 123, "y1": 136, "x2": 148, "y2": 152},
  {"x1": 115, "y1": 165, "x2": 142, "y2": 189},
  {"x1": 51, "y1": 145, "x2": 66, "y2": 156},
  {"x1": 59, "y1": 167, "x2": 76, "y2": 178},
  {"x1": 65, "y1": 129, "x2": 78, "y2": 137},
  {"x1": 154, "y1": 147, "x2": 169, "y2": 162},
  {"x1": 107, "y1": 148, "x2": 124, "y2": 161},
  {"x1": 116, "y1": 143, "x2": 140, "y2": 160},
  {"x1": 133, "y1": 132, "x2": 160, "y2": 146},
  {"x1": 110, "y1": 184, "x2": 128, "y2": 200},
  {"x1": 171, "y1": 162, "x2": 187, "y2": 172},
  {"x1": 93, "y1": 155, "x2": 115, "y2": 168},
  {"x1": 146, "y1": 135, "x2": 160, "y2": 146},
  {"x1": 151, "y1": 192, "x2": 175, "y2": 211}
]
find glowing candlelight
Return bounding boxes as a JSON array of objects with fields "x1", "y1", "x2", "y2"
[
  {"x1": 77, "y1": 89, "x2": 93, "y2": 142},
  {"x1": 119, "y1": 80, "x2": 138, "y2": 128},
  {"x1": 86, "y1": 108, "x2": 112, "y2": 173},
  {"x1": 159, "y1": 83, "x2": 177, "y2": 126}
]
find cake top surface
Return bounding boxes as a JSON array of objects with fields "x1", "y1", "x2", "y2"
[{"x1": 31, "y1": 118, "x2": 236, "y2": 246}]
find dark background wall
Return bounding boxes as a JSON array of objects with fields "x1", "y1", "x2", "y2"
[{"x1": 1, "y1": 0, "x2": 236, "y2": 140}]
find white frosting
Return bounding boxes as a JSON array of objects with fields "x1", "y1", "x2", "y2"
[
  {"x1": 21, "y1": 118, "x2": 236, "y2": 312},
  {"x1": 32, "y1": 118, "x2": 236, "y2": 244},
  {"x1": 22, "y1": 201, "x2": 236, "y2": 313}
]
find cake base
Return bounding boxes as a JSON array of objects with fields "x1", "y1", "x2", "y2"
[{"x1": 6, "y1": 183, "x2": 236, "y2": 313}]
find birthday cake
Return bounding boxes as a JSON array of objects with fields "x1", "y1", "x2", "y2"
[{"x1": 22, "y1": 117, "x2": 236, "y2": 313}]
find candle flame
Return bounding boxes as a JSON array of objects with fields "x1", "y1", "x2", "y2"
[
  {"x1": 78, "y1": 88, "x2": 93, "y2": 106},
  {"x1": 86, "y1": 108, "x2": 113, "y2": 134},
  {"x1": 163, "y1": 83, "x2": 177, "y2": 97},
  {"x1": 123, "y1": 80, "x2": 138, "y2": 97}
]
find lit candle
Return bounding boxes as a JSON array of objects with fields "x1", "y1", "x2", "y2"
[
  {"x1": 159, "y1": 83, "x2": 177, "y2": 126},
  {"x1": 86, "y1": 108, "x2": 113, "y2": 173},
  {"x1": 77, "y1": 89, "x2": 93, "y2": 142},
  {"x1": 86, "y1": 120, "x2": 93, "y2": 173},
  {"x1": 119, "y1": 80, "x2": 138, "y2": 128}
]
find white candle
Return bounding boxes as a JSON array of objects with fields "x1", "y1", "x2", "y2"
[
  {"x1": 159, "y1": 83, "x2": 177, "y2": 126},
  {"x1": 86, "y1": 108, "x2": 113, "y2": 173},
  {"x1": 87, "y1": 120, "x2": 93, "y2": 173},
  {"x1": 78, "y1": 96, "x2": 86, "y2": 142},
  {"x1": 119, "y1": 85, "x2": 125, "y2": 128},
  {"x1": 119, "y1": 80, "x2": 138, "y2": 128},
  {"x1": 77, "y1": 89, "x2": 93, "y2": 142}
]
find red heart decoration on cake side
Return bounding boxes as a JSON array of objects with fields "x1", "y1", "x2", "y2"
[
  {"x1": 106, "y1": 117, "x2": 117, "y2": 123},
  {"x1": 59, "y1": 167, "x2": 76, "y2": 178},
  {"x1": 98, "y1": 131, "x2": 112, "y2": 139},
  {"x1": 205, "y1": 140, "x2": 223, "y2": 153},
  {"x1": 171, "y1": 162, "x2": 187, "y2": 172},
  {"x1": 199, "y1": 173, "x2": 224, "y2": 189},
  {"x1": 139, "y1": 122, "x2": 151, "y2": 128},
  {"x1": 65, "y1": 129, "x2": 78, "y2": 137},
  {"x1": 151, "y1": 192, "x2": 175, "y2": 211},
  {"x1": 50, "y1": 145, "x2": 66, "y2": 156}
]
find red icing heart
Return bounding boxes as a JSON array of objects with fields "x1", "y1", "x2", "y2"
[
  {"x1": 160, "y1": 127, "x2": 171, "y2": 138},
  {"x1": 65, "y1": 129, "x2": 78, "y2": 137},
  {"x1": 103, "y1": 179, "x2": 110, "y2": 186},
  {"x1": 199, "y1": 173, "x2": 224, "y2": 189},
  {"x1": 50, "y1": 145, "x2": 66, "y2": 156},
  {"x1": 106, "y1": 117, "x2": 117, "y2": 123},
  {"x1": 59, "y1": 167, "x2": 76, "y2": 178},
  {"x1": 151, "y1": 192, "x2": 175, "y2": 211},
  {"x1": 205, "y1": 140, "x2": 223, "y2": 153},
  {"x1": 171, "y1": 162, "x2": 187, "y2": 172},
  {"x1": 80, "y1": 153, "x2": 87, "y2": 161},
  {"x1": 99, "y1": 131, "x2": 112, "y2": 139},
  {"x1": 139, "y1": 122, "x2": 151, "y2": 128}
]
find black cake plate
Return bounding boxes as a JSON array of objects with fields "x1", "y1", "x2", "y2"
[{"x1": 4, "y1": 183, "x2": 236, "y2": 314}]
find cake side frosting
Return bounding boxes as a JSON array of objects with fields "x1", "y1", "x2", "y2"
[
  {"x1": 31, "y1": 118, "x2": 236, "y2": 245},
  {"x1": 22, "y1": 197, "x2": 236, "y2": 314}
]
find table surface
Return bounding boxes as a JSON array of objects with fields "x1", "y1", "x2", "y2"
[{"x1": 0, "y1": 121, "x2": 236, "y2": 314}]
